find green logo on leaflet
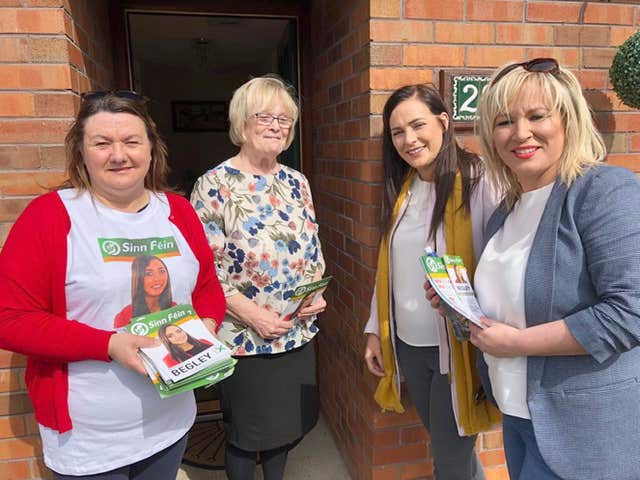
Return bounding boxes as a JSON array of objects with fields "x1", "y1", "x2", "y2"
[
  {"x1": 127, "y1": 304, "x2": 198, "y2": 337},
  {"x1": 98, "y1": 236, "x2": 180, "y2": 261},
  {"x1": 130, "y1": 322, "x2": 149, "y2": 336},
  {"x1": 423, "y1": 256, "x2": 446, "y2": 274}
]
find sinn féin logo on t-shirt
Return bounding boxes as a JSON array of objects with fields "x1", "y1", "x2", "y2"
[{"x1": 98, "y1": 237, "x2": 180, "y2": 262}]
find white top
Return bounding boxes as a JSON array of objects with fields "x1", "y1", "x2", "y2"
[
  {"x1": 40, "y1": 190, "x2": 197, "y2": 475},
  {"x1": 392, "y1": 176, "x2": 439, "y2": 346},
  {"x1": 365, "y1": 172, "x2": 499, "y2": 371},
  {"x1": 475, "y1": 182, "x2": 554, "y2": 419}
]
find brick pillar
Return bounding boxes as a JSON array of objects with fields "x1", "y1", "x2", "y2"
[
  {"x1": 310, "y1": 1, "x2": 383, "y2": 479},
  {"x1": 0, "y1": 1, "x2": 114, "y2": 477}
]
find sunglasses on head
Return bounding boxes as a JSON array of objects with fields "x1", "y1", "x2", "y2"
[
  {"x1": 490, "y1": 58, "x2": 559, "y2": 87},
  {"x1": 80, "y1": 90, "x2": 146, "y2": 103}
]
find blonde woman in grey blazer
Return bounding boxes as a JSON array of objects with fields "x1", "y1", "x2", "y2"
[{"x1": 428, "y1": 58, "x2": 640, "y2": 480}]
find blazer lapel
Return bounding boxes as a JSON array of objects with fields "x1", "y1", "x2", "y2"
[
  {"x1": 481, "y1": 201, "x2": 510, "y2": 255},
  {"x1": 525, "y1": 179, "x2": 568, "y2": 396}
]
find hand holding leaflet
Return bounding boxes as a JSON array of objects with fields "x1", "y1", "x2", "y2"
[
  {"x1": 420, "y1": 249, "x2": 485, "y2": 341},
  {"x1": 280, "y1": 276, "x2": 332, "y2": 322},
  {"x1": 441, "y1": 254, "x2": 486, "y2": 324},
  {"x1": 126, "y1": 304, "x2": 236, "y2": 398}
]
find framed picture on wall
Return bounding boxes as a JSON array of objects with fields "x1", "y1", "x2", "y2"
[{"x1": 172, "y1": 101, "x2": 228, "y2": 132}]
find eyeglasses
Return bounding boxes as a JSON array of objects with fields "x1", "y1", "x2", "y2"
[
  {"x1": 254, "y1": 113, "x2": 293, "y2": 129},
  {"x1": 80, "y1": 90, "x2": 147, "y2": 103},
  {"x1": 490, "y1": 58, "x2": 559, "y2": 87}
]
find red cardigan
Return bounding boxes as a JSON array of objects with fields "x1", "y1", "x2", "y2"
[{"x1": 0, "y1": 191, "x2": 225, "y2": 433}]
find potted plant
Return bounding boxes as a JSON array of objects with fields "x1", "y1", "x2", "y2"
[{"x1": 610, "y1": 30, "x2": 640, "y2": 109}]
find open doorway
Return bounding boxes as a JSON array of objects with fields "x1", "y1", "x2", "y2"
[{"x1": 126, "y1": 12, "x2": 300, "y2": 196}]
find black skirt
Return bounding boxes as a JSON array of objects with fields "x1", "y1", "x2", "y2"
[{"x1": 219, "y1": 339, "x2": 319, "y2": 451}]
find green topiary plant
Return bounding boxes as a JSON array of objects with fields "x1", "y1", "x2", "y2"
[{"x1": 610, "y1": 30, "x2": 640, "y2": 109}]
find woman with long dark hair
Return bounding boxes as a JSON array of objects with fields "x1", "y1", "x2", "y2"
[
  {"x1": 113, "y1": 255, "x2": 176, "y2": 328},
  {"x1": 158, "y1": 324, "x2": 212, "y2": 367},
  {"x1": 363, "y1": 84, "x2": 500, "y2": 479}
]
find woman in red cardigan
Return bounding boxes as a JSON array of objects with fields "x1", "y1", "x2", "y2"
[{"x1": 0, "y1": 91, "x2": 225, "y2": 479}]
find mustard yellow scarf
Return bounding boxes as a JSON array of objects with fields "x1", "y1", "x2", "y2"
[{"x1": 374, "y1": 169, "x2": 501, "y2": 435}]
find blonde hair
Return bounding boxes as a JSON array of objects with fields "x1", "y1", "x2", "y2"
[
  {"x1": 477, "y1": 61, "x2": 606, "y2": 206},
  {"x1": 228, "y1": 75, "x2": 299, "y2": 149}
]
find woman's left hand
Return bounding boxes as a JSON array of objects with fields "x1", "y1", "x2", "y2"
[
  {"x1": 108, "y1": 332, "x2": 161, "y2": 375},
  {"x1": 296, "y1": 295, "x2": 327, "y2": 318},
  {"x1": 470, "y1": 317, "x2": 522, "y2": 357}
]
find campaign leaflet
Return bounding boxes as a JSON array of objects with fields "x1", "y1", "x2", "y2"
[
  {"x1": 127, "y1": 304, "x2": 236, "y2": 398},
  {"x1": 139, "y1": 355, "x2": 235, "y2": 399},
  {"x1": 280, "y1": 276, "x2": 332, "y2": 322},
  {"x1": 441, "y1": 255, "x2": 485, "y2": 325},
  {"x1": 419, "y1": 251, "x2": 484, "y2": 341}
]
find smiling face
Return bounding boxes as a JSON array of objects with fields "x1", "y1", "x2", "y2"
[
  {"x1": 241, "y1": 96, "x2": 291, "y2": 159},
  {"x1": 143, "y1": 258, "x2": 168, "y2": 298},
  {"x1": 388, "y1": 97, "x2": 449, "y2": 181},
  {"x1": 164, "y1": 325, "x2": 188, "y2": 346},
  {"x1": 81, "y1": 112, "x2": 152, "y2": 207},
  {"x1": 492, "y1": 82, "x2": 565, "y2": 192}
]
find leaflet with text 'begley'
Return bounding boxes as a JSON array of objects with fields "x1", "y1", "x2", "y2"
[{"x1": 127, "y1": 304, "x2": 236, "y2": 398}]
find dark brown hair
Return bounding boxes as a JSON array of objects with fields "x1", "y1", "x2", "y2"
[
  {"x1": 381, "y1": 84, "x2": 483, "y2": 240},
  {"x1": 62, "y1": 93, "x2": 171, "y2": 192},
  {"x1": 158, "y1": 324, "x2": 211, "y2": 363},
  {"x1": 131, "y1": 255, "x2": 173, "y2": 317}
]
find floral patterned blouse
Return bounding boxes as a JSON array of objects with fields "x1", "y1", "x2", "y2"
[{"x1": 191, "y1": 159, "x2": 325, "y2": 356}]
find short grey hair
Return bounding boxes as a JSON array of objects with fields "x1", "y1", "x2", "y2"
[{"x1": 228, "y1": 75, "x2": 298, "y2": 149}]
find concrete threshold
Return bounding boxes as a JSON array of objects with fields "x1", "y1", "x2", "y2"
[{"x1": 177, "y1": 414, "x2": 351, "y2": 479}]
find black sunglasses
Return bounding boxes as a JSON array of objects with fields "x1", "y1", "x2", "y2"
[
  {"x1": 490, "y1": 58, "x2": 559, "y2": 87},
  {"x1": 80, "y1": 90, "x2": 147, "y2": 103}
]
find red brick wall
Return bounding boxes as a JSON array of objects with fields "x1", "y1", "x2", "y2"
[
  {"x1": 314, "y1": 1, "x2": 640, "y2": 480},
  {"x1": 0, "y1": 1, "x2": 113, "y2": 477},
  {"x1": 310, "y1": 1, "x2": 386, "y2": 479}
]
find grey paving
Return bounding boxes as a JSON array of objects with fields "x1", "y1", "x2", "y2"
[{"x1": 177, "y1": 414, "x2": 351, "y2": 479}]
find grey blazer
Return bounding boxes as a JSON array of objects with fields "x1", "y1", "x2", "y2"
[{"x1": 478, "y1": 165, "x2": 640, "y2": 480}]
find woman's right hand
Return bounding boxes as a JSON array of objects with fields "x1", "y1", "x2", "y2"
[
  {"x1": 424, "y1": 280, "x2": 445, "y2": 316},
  {"x1": 108, "y1": 332, "x2": 160, "y2": 375},
  {"x1": 364, "y1": 333, "x2": 385, "y2": 377},
  {"x1": 249, "y1": 308, "x2": 293, "y2": 339}
]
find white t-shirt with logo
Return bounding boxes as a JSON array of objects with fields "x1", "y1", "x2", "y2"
[{"x1": 39, "y1": 190, "x2": 198, "y2": 475}]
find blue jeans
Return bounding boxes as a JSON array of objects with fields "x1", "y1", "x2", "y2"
[{"x1": 502, "y1": 415, "x2": 561, "y2": 480}]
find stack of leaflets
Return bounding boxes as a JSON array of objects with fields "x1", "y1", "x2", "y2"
[
  {"x1": 419, "y1": 249, "x2": 485, "y2": 341},
  {"x1": 126, "y1": 304, "x2": 236, "y2": 398},
  {"x1": 280, "y1": 276, "x2": 332, "y2": 322}
]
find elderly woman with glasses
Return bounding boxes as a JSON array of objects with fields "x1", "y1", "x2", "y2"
[
  {"x1": 426, "y1": 58, "x2": 640, "y2": 479},
  {"x1": 0, "y1": 91, "x2": 226, "y2": 479},
  {"x1": 191, "y1": 75, "x2": 326, "y2": 480}
]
